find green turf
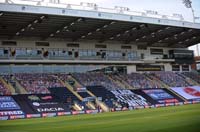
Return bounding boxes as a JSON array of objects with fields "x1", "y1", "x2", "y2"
[{"x1": 0, "y1": 104, "x2": 200, "y2": 132}]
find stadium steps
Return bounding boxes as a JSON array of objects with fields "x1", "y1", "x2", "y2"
[
  {"x1": 73, "y1": 103, "x2": 83, "y2": 111},
  {"x1": 116, "y1": 75, "x2": 136, "y2": 89},
  {"x1": 86, "y1": 101, "x2": 96, "y2": 110},
  {"x1": 177, "y1": 73, "x2": 200, "y2": 86},
  {"x1": 67, "y1": 75, "x2": 84, "y2": 89},
  {"x1": 13, "y1": 78, "x2": 28, "y2": 94},
  {"x1": 0, "y1": 77, "x2": 15, "y2": 94},
  {"x1": 58, "y1": 78, "x2": 83, "y2": 101},
  {"x1": 96, "y1": 99, "x2": 109, "y2": 112},
  {"x1": 145, "y1": 74, "x2": 169, "y2": 88},
  {"x1": 107, "y1": 75, "x2": 125, "y2": 89}
]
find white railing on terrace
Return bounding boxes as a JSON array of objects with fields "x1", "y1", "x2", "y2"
[{"x1": 0, "y1": 0, "x2": 198, "y2": 22}]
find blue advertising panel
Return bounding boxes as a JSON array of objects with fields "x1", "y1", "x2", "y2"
[
  {"x1": 143, "y1": 89, "x2": 177, "y2": 103},
  {"x1": 0, "y1": 96, "x2": 20, "y2": 110}
]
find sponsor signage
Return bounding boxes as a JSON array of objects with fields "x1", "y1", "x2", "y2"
[
  {"x1": 0, "y1": 96, "x2": 20, "y2": 110},
  {"x1": 0, "y1": 110, "x2": 24, "y2": 116},
  {"x1": 171, "y1": 86, "x2": 200, "y2": 100},
  {"x1": 72, "y1": 111, "x2": 85, "y2": 115},
  {"x1": 42, "y1": 113, "x2": 56, "y2": 117},
  {"x1": 86, "y1": 110, "x2": 98, "y2": 114},
  {"x1": 37, "y1": 107, "x2": 65, "y2": 112},
  {"x1": 10, "y1": 115, "x2": 25, "y2": 120},
  {"x1": 57, "y1": 112, "x2": 71, "y2": 116},
  {"x1": 26, "y1": 114, "x2": 41, "y2": 118}
]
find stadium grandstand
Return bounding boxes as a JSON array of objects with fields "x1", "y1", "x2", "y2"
[{"x1": 0, "y1": 0, "x2": 200, "y2": 122}]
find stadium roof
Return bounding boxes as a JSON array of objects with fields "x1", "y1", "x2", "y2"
[{"x1": 0, "y1": 1, "x2": 200, "y2": 48}]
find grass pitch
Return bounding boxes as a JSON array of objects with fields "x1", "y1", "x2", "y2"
[{"x1": 0, "y1": 104, "x2": 200, "y2": 132}]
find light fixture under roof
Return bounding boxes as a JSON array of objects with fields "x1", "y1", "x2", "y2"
[
  {"x1": 96, "y1": 28, "x2": 101, "y2": 32},
  {"x1": 136, "y1": 38, "x2": 139, "y2": 41},
  {"x1": 188, "y1": 29, "x2": 193, "y2": 32},
  {"x1": 124, "y1": 30, "x2": 129, "y2": 34},
  {"x1": 116, "y1": 34, "x2": 121, "y2": 37},
  {"x1": 87, "y1": 32, "x2": 92, "y2": 35},
  {"x1": 103, "y1": 25, "x2": 108, "y2": 28},
  {"x1": 27, "y1": 24, "x2": 32, "y2": 28},
  {"x1": 178, "y1": 41, "x2": 183, "y2": 44},
  {"x1": 21, "y1": 28, "x2": 25, "y2": 32},
  {"x1": 77, "y1": 18, "x2": 82, "y2": 22},
  {"x1": 165, "y1": 27, "x2": 171, "y2": 29},
  {"x1": 81, "y1": 35, "x2": 86, "y2": 38},
  {"x1": 56, "y1": 30, "x2": 60, "y2": 33},
  {"x1": 140, "y1": 24, "x2": 145, "y2": 27},
  {"x1": 50, "y1": 34, "x2": 54, "y2": 37},
  {"x1": 70, "y1": 22, "x2": 75, "y2": 26},
  {"x1": 16, "y1": 32, "x2": 20, "y2": 36},
  {"x1": 142, "y1": 36, "x2": 146, "y2": 39},
  {"x1": 63, "y1": 26, "x2": 68, "y2": 29},
  {"x1": 40, "y1": 15, "x2": 45, "y2": 19},
  {"x1": 34, "y1": 20, "x2": 38, "y2": 23},
  {"x1": 185, "y1": 39, "x2": 190, "y2": 42},
  {"x1": 0, "y1": 12, "x2": 3, "y2": 16},
  {"x1": 192, "y1": 36, "x2": 196, "y2": 39},
  {"x1": 110, "y1": 37, "x2": 114, "y2": 40},
  {"x1": 132, "y1": 27, "x2": 137, "y2": 30},
  {"x1": 110, "y1": 21, "x2": 116, "y2": 25}
]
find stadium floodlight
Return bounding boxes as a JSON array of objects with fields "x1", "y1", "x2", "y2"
[{"x1": 182, "y1": 0, "x2": 195, "y2": 22}]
